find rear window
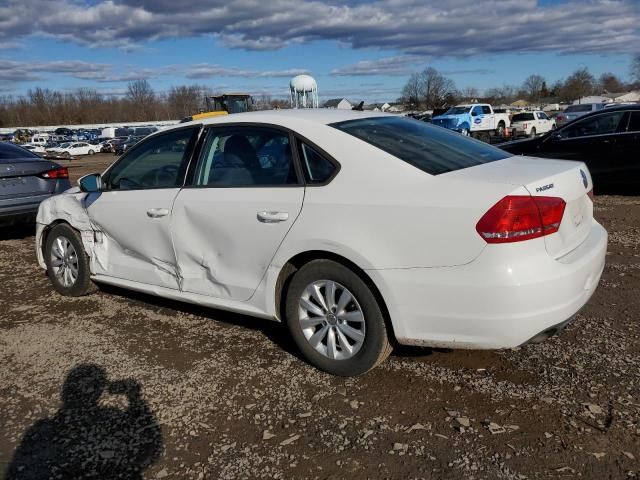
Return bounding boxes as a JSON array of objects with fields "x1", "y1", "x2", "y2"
[
  {"x1": 512, "y1": 113, "x2": 535, "y2": 122},
  {"x1": 565, "y1": 104, "x2": 593, "y2": 113},
  {"x1": 0, "y1": 142, "x2": 40, "y2": 159},
  {"x1": 331, "y1": 116, "x2": 511, "y2": 175}
]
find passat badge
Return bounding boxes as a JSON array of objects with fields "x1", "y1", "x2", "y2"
[{"x1": 580, "y1": 169, "x2": 588, "y2": 189}]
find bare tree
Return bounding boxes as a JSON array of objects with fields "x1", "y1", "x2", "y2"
[
  {"x1": 401, "y1": 73, "x2": 421, "y2": 108},
  {"x1": 126, "y1": 80, "x2": 156, "y2": 121},
  {"x1": 460, "y1": 87, "x2": 479, "y2": 101},
  {"x1": 597, "y1": 73, "x2": 625, "y2": 93},
  {"x1": 167, "y1": 85, "x2": 201, "y2": 119},
  {"x1": 522, "y1": 74, "x2": 546, "y2": 103},
  {"x1": 418, "y1": 67, "x2": 456, "y2": 109},
  {"x1": 560, "y1": 68, "x2": 595, "y2": 103}
]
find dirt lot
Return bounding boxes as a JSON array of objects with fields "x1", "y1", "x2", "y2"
[{"x1": 1, "y1": 153, "x2": 639, "y2": 479}]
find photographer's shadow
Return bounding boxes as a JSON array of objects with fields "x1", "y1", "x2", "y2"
[{"x1": 6, "y1": 364, "x2": 163, "y2": 480}]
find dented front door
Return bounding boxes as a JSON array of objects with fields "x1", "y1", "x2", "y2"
[{"x1": 87, "y1": 126, "x2": 200, "y2": 289}]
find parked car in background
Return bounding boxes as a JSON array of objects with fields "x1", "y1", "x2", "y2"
[
  {"x1": 46, "y1": 142, "x2": 97, "y2": 158},
  {"x1": 35, "y1": 110, "x2": 606, "y2": 376},
  {"x1": 499, "y1": 105, "x2": 639, "y2": 193},
  {"x1": 555, "y1": 103, "x2": 605, "y2": 126},
  {"x1": 432, "y1": 104, "x2": 510, "y2": 138},
  {"x1": 510, "y1": 111, "x2": 556, "y2": 138},
  {"x1": 0, "y1": 142, "x2": 71, "y2": 226},
  {"x1": 114, "y1": 136, "x2": 145, "y2": 155},
  {"x1": 23, "y1": 144, "x2": 46, "y2": 154}
]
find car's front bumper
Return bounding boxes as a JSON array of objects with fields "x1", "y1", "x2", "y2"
[{"x1": 369, "y1": 221, "x2": 607, "y2": 349}]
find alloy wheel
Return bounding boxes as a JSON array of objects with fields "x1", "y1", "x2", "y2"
[
  {"x1": 50, "y1": 235, "x2": 79, "y2": 288},
  {"x1": 298, "y1": 280, "x2": 366, "y2": 360}
]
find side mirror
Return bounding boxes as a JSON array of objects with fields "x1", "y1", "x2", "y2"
[{"x1": 79, "y1": 173, "x2": 102, "y2": 193}]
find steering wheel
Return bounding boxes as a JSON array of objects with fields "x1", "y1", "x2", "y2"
[{"x1": 141, "y1": 164, "x2": 179, "y2": 187}]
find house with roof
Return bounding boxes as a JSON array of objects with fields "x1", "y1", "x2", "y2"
[{"x1": 323, "y1": 98, "x2": 353, "y2": 109}]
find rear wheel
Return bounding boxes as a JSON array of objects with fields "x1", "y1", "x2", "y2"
[
  {"x1": 459, "y1": 128, "x2": 470, "y2": 136},
  {"x1": 285, "y1": 259, "x2": 392, "y2": 376},
  {"x1": 529, "y1": 127, "x2": 537, "y2": 138},
  {"x1": 44, "y1": 224, "x2": 95, "y2": 296},
  {"x1": 496, "y1": 121, "x2": 506, "y2": 137}
]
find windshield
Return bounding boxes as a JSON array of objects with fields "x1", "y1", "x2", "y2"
[
  {"x1": 331, "y1": 116, "x2": 511, "y2": 175},
  {"x1": 443, "y1": 106, "x2": 470, "y2": 115},
  {"x1": 511, "y1": 113, "x2": 535, "y2": 122},
  {"x1": 565, "y1": 104, "x2": 593, "y2": 113}
]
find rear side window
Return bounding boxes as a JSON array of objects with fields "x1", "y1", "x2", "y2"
[
  {"x1": 298, "y1": 143, "x2": 336, "y2": 184},
  {"x1": 512, "y1": 113, "x2": 535, "y2": 122},
  {"x1": 194, "y1": 127, "x2": 299, "y2": 187},
  {"x1": 565, "y1": 104, "x2": 593, "y2": 113},
  {"x1": 481, "y1": 105, "x2": 492, "y2": 114},
  {"x1": 627, "y1": 111, "x2": 640, "y2": 132},
  {"x1": 331, "y1": 116, "x2": 511, "y2": 175}
]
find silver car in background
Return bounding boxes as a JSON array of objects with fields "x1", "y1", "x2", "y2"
[
  {"x1": 555, "y1": 103, "x2": 605, "y2": 126},
  {"x1": 0, "y1": 142, "x2": 72, "y2": 226}
]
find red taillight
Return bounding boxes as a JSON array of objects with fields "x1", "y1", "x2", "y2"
[
  {"x1": 557, "y1": 115, "x2": 565, "y2": 121},
  {"x1": 476, "y1": 195, "x2": 566, "y2": 244},
  {"x1": 587, "y1": 189, "x2": 594, "y2": 201},
  {"x1": 39, "y1": 167, "x2": 69, "y2": 179}
]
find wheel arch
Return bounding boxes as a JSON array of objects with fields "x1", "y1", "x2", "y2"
[{"x1": 274, "y1": 250, "x2": 398, "y2": 344}]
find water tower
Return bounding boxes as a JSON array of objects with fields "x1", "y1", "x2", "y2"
[{"x1": 290, "y1": 75, "x2": 318, "y2": 108}]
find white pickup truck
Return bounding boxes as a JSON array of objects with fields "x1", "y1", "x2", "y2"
[{"x1": 431, "y1": 104, "x2": 511, "y2": 138}]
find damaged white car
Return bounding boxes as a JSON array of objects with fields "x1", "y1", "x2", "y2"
[{"x1": 36, "y1": 110, "x2": 607, "y2": 376}]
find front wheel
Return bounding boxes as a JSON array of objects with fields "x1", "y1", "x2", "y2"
[
  {"x1": 285, "y1": 259, "x2": 392, "y2": 376},
  {"x1": 459, "y1": 128, "x2": 470, "y2": 136},
  {"x1": 88, "y1": 149, "x2": 95, "y2": 155},
  {"x1": 44, "y1": 224, "x2": 96, "y2": 296}
]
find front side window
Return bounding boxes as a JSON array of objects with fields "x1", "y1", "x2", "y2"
[
  {"x1": 557, "y1": 112, "x2": 625, "y2": 139},
  {"x1": 331, "y1": 116, "x2": 511, "y2": 175},
  {"x1": 471, "y1": 106, "x2": 483, "y2": 116},
  {"x1": 298, "y1": 143, "x2": 336, "y2": 184},
  {"x1": 194, "y1": 127, "x2": 298, "y2": 187},
  {"x1": 105, "y1": 127, "x2": 197, "y2": 190}
]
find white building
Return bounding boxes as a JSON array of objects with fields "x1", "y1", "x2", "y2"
[
  {"x1": 603, "y1": 91, "x2": 640, "y2": 103},
  {"x1": 324, "y1": 98, "x2": 352, "y2": 110}
]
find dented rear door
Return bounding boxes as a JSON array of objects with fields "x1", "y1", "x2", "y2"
[{"x1": 171, "y1": 125, "x2": 304, "y2": 301}]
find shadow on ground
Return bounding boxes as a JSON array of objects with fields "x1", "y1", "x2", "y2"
[{"x1": 5, "y1": 364, "x2": 163, "y2": 480}]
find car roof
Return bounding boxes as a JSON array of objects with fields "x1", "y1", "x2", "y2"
[{"x1": 186, "y1": 109, "x2": 392, "y2": 128}]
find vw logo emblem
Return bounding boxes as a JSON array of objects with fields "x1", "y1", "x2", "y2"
[
  {"x1": 3, "y1": 165, "x2": 15, "y2": 174},
  {"x1": 580, "y1": 169, "x2": 588, "y2": 189}
]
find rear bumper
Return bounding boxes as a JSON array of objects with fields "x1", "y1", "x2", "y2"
[{"x1": 369, "y1": 221, "x2": 607, "y2": 349}]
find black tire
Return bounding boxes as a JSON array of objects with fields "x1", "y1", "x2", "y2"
[
  {"x1": 529, "y1": 127, "x2": 536, "y2": 138},
  {"x1": 44, "y1": 224, "x2": 96, "y2": 297},
  {"x1": 284, "y1": 259, "x2": 392, "y2": 376},
  {"x1": 497, "y1": 121, "x2": 505, "y2": 137}
]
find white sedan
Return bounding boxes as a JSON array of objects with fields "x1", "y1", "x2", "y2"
[
  {"x1": 34, "y1": 110, "x2": 607, "y2": 376},
  {"x1": 510, "y1": 111, "x2": 556, "y2": 137},
  {"x1": 46, "y1": 142, "x2": 97, "y2": 157}
]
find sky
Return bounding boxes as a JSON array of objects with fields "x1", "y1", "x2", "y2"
[{"x1": 0, "y1": 0, "x2": 638, "y2": 103}]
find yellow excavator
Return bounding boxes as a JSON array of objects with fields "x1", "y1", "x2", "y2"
[{"x1": 180, "y1": 93, "x2": 253, "y2": 123}]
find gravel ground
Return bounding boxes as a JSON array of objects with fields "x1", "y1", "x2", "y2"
[{"x1": 1, "y1": 153, "x2": 639, "y2": 479}]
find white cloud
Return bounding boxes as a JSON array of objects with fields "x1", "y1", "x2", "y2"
[{"x1": 0, "y1": 0, "x2": 637, "y2": 58}]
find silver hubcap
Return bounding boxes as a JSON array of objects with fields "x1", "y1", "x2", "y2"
[
  {"x1": 50, "y1": 236, "x2": 79, "y2": 288},
  {"x1": 298, "y1": 280, "x2": 365, "y2": 360}
]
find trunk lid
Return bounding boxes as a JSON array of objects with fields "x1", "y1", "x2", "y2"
[
  {"x1": 0, "y1": 158, "x2": 58, "y2": 199},
  {"x1": 445, "y1": 156, "x2": 593, "y2": 258}
]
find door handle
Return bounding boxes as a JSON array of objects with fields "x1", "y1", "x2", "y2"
[
  {"x1": 257, "y1": 211, "x2": 289, "y2": 223},
  {"x1": 147, "y1": 208, "x2": 169, "y2": 218}
]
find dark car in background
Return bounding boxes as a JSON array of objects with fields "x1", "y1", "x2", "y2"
[
  {"x1": 0, "y1": 142, "x2": 71, "y2": 226},
  {"x1": 114, "y1": 135, "x2": 146, "y2": 155},
  {"x1": 500, "y1": 105, "x2": 640, "y2": 193}
]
